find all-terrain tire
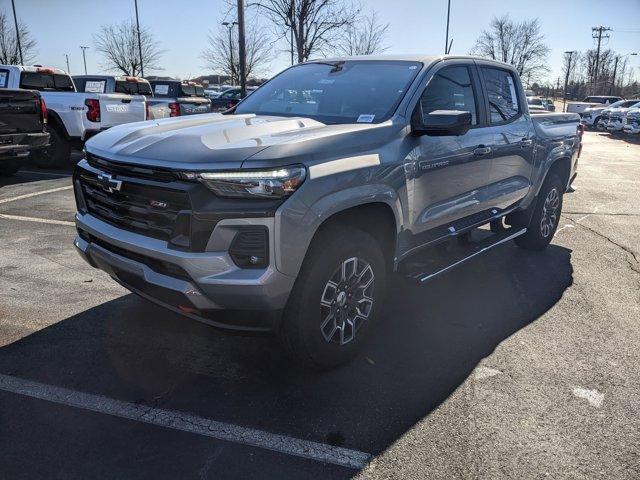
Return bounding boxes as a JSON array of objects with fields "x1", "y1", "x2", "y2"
[
  {"x1": 279, "y1": 225, "x2": 387, "y2": 370},
  {"x1": 515, "y1": 173, "x2": 564, "y2": 251}
]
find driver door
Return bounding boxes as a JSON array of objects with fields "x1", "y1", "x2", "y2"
[{"x1": 405, "y1": 62, "x2": 494, "y2": 245}]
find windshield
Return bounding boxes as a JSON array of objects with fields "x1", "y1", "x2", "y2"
[
  {"x1": 235, "y1": 60, "x2": 422, "y2": 124},
  {"x1": 527, "y1": 97, "x2": 543, "y2": 106}
]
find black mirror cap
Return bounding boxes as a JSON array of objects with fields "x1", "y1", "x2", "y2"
[{"x1": 412, "y1": 110, "x2": 472, "y2": 136}]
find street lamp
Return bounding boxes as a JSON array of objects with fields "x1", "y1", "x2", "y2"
[
  {"x1": 610, "y1": 52, "x2": 638, "y2": 95},
  {"x1": 222, "y1": 21, "x2": 238, "y2": 85}
]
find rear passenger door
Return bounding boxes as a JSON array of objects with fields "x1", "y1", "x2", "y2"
[
  {"x1": 477, "y1": 63, "x2": 534, "y2": 210},
  {"x1": 405, "y1": 61, "x2": 494, "y2": 244}
]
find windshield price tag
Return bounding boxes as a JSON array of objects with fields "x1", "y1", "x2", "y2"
[
  {"x1": 85, "y1": 81, "x2": 105, "y2": 93},
  {"x1": 357, "y1": 114, "x2": 375, "y2": 123}
]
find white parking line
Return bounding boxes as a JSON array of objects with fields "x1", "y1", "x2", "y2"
[
  {"x1": 0, "y1": 185, "x2": 73, "y2": 205},
  {"x1": 0, "y1": 213, "x2": 75, "y2": 226},
  {"x1": 0, "y1": 373, "x2": 372, "y2": 470}
]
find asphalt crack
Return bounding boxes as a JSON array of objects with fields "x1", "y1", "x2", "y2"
[{"x1": 566, "y1": 215, "x2": 640, "y2": 274}]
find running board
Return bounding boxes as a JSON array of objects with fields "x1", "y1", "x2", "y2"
[{"x1": 403, "y1": 227, "x2": 527, "y2": 284}]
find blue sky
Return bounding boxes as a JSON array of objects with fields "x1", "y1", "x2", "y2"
[{"x1": 3, "y1": 0, "x2": 639, "y2": 84}]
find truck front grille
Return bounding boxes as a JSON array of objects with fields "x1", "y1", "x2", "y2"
[{"x1": 76, "y1": 159, "x2": 192, "y2": 246}]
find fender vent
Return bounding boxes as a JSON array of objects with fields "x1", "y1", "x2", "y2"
[{"x1": 229, "y1": 227, "x2": 269, "y2": 269}]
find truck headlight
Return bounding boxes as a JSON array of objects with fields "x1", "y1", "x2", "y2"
[{"x1": 186, "y1": 166, "x2": 306, "y2": 198}]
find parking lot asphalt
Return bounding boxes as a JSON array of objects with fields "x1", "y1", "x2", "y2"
[{"x1": 1, "y1": 133, "x2": 639, "y2": 479}]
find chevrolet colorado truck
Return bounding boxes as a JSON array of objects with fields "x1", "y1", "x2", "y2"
[
  {"x1": 73, "y1": 55, "x2": 582, "y2": 369},
  {"x1": 0, "y1": 65, "x2": 146, "y2": 168},
  {"x1": 0, "y1": 88, "x2": 49, "y2": 176}
]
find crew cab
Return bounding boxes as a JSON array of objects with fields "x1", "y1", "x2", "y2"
[
  {"x1": 566, "y1": 95, "x2": 623, "y2": 115},
  {"x1": 0, "y1": 65, "x2": 147, "y2": 168},
  {"x1": 147, "y1": 80, "x2": 212, "y2": 119},
  {"x1": 0, "y1": 88, "x2": 49, "y2": 176},
  {"x1": 73, "y1": 55, "x2": 582, "y2": 369}
]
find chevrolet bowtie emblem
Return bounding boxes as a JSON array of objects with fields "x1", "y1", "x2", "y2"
[{"x1": 96, "y1": 173, "x2": 122, "y2": 193}]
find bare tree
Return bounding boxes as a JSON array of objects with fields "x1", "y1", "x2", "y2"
[
  {"x1": 0, "y1": 11, "x2": 37, "y2": 65},
  {"x1": 248, "y1": 0, "x2": 359, "y2": 63},
  {"x1": 336, "y1": 9, "x2": 389, "y2": 56},
  {"x1": 471, "y1": 15, "x2": 550, "y2": 82},
  {"x1": 201, "y1": 24, "x2": 272, "y2": 83},
  {"x1": 93, "y1": 19, "x2": 164, "y2": 76}
]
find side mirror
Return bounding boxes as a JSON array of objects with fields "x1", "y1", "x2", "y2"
[{"x1": 412, "y1": 109, "x2": 472, "y2": 136}]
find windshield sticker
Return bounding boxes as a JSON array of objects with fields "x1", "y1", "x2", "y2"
[
  {"x1": 0, "y1": 71, "x2": 7, "y2": 88},
  {"x1": 409, "y1": 65, "x2": 418, "y2": 70},
  {"x1": 318, "y1": 79, "x2": 335, "y2": 84},
  {"x1": 85, "y1": 80, "x2": 105, "y2": 93},
  {"x1": 357, "y1": 114, "x2": 375, "y2": 123},
  {"x1": 154, "y1": 84, "x2": 169, "y2": 95},
  {"x1": 506, "y1": 75, "x2": 517, "y2": 107}
]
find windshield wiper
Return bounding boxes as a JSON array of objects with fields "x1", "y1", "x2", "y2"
[{"x1": 311, "y1": 61, "x2": 345, "y2": 73}]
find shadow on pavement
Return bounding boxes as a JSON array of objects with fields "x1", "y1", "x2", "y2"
[{"x1": 0, "y1": 243, "x2": 573, "y2": 459}]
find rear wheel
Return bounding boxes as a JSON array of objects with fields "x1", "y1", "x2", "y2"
[
  {"x1": 32, "y1": 126, "x2": 71, "y2": 169},
  {"x1": 279, "y1": 226, "x2": 387, "y2": 370},
  {"x1": 515, "y1": 173, "x2": 563, "y2": 251}
]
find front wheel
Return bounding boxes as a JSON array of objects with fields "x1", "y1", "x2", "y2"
[
  {"x1": 32, "y1": 126, "x2": 71, "y2": 169},
  {"x1": 515, "y1": 173, "x2": 564, "y2": 251},
  {"x1": 279, "y1": 226, "x2": 387, "y2": 370}
]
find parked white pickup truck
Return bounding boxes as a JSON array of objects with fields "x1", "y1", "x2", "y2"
[
  {"x1": 0, "y1": 65, "x2": 146, "y2": 167},
  {"x1": 566, "y1": 95, "x2": 623, "y2": 115}
]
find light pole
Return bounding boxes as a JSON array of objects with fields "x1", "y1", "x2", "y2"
[
  {"x1": 134, "y1": 0, "x2": 144, "y2": 77},
  {"x1": 64, "y1": 54, "x2": 70, "y2": 73},
  {"x1": 290, "y1": 0, "x2": 295, "y2": 65},
  {"x1": 444, "y1": 0, "x2": 451, "y2": 54},
  {"x1": 80, "y1": 46, "x2": 89, "y2": 75},
  {"x1": 11, "y1": 0, "x2": 23, "y2": 65},
  {"x1": 222, "y1": 21, "x2": 238, "y2": 85},
  {"x1": 610, "y1": 52, "x2": 637, "y2": 95},
  {"x1": 237, "y1": 0, "x2": 247, "y2": 98},
  {"x1": 563, "y1": 50, "x2": 576, "y2": 112}
]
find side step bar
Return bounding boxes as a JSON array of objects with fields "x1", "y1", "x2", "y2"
[{"x1": 405, "y1": 227, "x2": 527, "y2": 284}]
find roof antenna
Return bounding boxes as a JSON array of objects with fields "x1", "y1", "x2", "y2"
[{"x1": 446, "y1": 39, "x2": 454, "y2": 55}]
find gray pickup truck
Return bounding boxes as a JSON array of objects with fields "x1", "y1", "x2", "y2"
[{"x1": 73, "y1": 55, "x2": 582, "y2": 369}]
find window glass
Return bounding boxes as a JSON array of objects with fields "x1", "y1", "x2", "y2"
[
  {"x1": 221, "y1": 89, "x2": 240, "y2": 99},
  {"x1": 481, "y1": 67, "x2": 520, "y2": 123},
  {"x1": 138, "y1": 82, "x2": 152, "y2": 96},
  {"x1": 20, "y1": 72, "x2": 75, "y2": 91},
  {"x1": 527, "y1": 97, "x2": 543, "y2": 106},
  {"x1": 115, "y1": 80, "x2": 139, "y2": 94},
  {"x1": 195, "y1": 86, "x2": 205, "y2": 97},
  {"x1": 235, "y1": 61, "x2": 422, "y2": 124},
  {"x1": 0, "y1": 69, "x2": 9, "y2": 88},
  {"x1": 419, "y1": 66, "x2": 477, "y2": 124},
  {"x1": 180, "y1": 85, "x2": 196, "y2": 96}
]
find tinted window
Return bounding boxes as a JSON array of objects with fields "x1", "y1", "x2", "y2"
[
  {"x1": 195, "y1": 86, "x2": 205, "y2": 96},
  {"x1": 181, "y1": 85, "x2": 196, "y2": 96},
  {"x1": 0, "y1": 69, "x2": 9, "y2": 88},
  {"x1": 235, "y1": 61, "x2": 422, "y2": 124},
  {"x1": 20, "y1": 72, "x2": 75, "y2": 92},
  {"x1": 419, "y1": 66, "x2": 478, "y2": 125},
  {"x1": 115, "y1": 80, "x2": 138, "y2": 94},
  {"x1": 527, "y1": 97, "x2": 543, "y2": 106},
  {"x1": 138, "y1": 82, "x2": 152, "y2": 96},
  {"x1": 220, "y1": 88, "x2": 240, "y2": 99},
  {"x1": 481, "y1": 67, "x2": 520, "y2": 123}
]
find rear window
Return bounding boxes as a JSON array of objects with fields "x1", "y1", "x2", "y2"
[
  {"x1": 75, "y1": 78, "x2": 106, "y2": 93},
  {"x1": 115, "y1": 80, "x2": 153, "y2": 95},
  {"x1": 527, "y1": 97, "x2": 543, "y2": 106},
  {"x1": 20, "y1": 72, "x2": 75, "y2": 92},
  {"x1": 152, "y1": 83, "x2": 173, "y2": 97}
]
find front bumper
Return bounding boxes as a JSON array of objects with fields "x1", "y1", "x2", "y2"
[
  {"x1": 623, "y1": 123, "x2": 640, "y2": 134},
  {"x1": 74, "y1": 212, "x2": 296, "y2": 332}
]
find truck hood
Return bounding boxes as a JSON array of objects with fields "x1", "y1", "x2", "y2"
[{"x1": 85, "y1": 113, "x2": 388, "y2": 170}]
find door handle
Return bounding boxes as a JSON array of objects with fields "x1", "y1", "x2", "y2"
[
  {"x1": 473, "y1": 145, "x2": 492, "y2": 156},
  {"x1": 519, "y1": 138, "x2": 533, "y2": 147}
]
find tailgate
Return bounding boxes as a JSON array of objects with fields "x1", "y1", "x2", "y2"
[
  {"x1": 98, "y1": 93, "x2": 146, "y2": 127},
  {"x1": 177, "y1": 97, "x2": 211, "y2": 116},
  {"x1": 0, "y1": 89, "x2": 42, "y2": 134}
]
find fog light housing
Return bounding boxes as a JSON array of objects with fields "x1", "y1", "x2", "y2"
[{"x1": 229, "y1": 227, "x2": 269, "y2": 269}]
